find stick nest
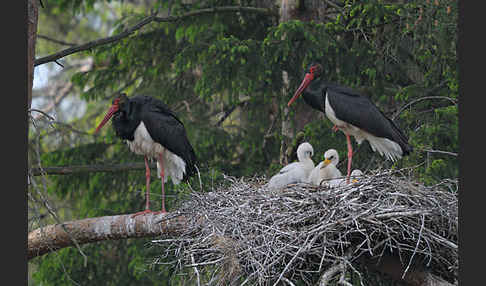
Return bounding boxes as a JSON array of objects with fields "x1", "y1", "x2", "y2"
[{"x1": 153, "y1": 168, "x2": 458, "y2": 285}]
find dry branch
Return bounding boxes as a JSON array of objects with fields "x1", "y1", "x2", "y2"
[
  {"x1": 28, "y1": 212, "x2": 189, "y2": 260},
  {"x1": 37, "y1": 34, "x2": 77, "y2": 46}
]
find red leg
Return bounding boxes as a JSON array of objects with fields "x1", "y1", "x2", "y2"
[
  {"x1": 157, "y1": 152, "x2": 167, "y2": 214},
  {"x1": 144, "y1": 156, "x2": 151, "y2": 210},
  {"x1": 346, "y1": 134, "x2": 353, "y2": 184},
  {"x1": 332, "y1": 125, "x2": 339, "y2": 132},
  {"x1": 131, "y1": 156, "x2": 153, "y2": 218}
]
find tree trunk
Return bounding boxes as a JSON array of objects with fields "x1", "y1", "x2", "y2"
[
  {"x1": 28, "y1": 0, "x2": 38, "y2": 112},
  {"x1": 278, "y1": 0, "x2": 298, "y2": 165},
  {"x1": 27, "y1": 0, "x2": 39, "y2": 144},
  {"x1": 28, "y1": 212, "x2": 189, "y2": 260}
]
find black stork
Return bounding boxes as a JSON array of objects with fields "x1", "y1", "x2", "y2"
[
  {"x1": 288, "y1": 63, "x2": 413, "y2": 184},
  {"x1": 95, "y1": 94, "x2": 197, "y2": 216}
]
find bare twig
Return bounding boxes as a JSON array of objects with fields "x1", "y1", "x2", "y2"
[
  {"x1": 37, "y1": 34, "x2": 77, "y2": 46},
  {"x1": 191, "y1": 254, "x2": 201, "y2": 286},
  {"x1": 30, "y1": 162, "x2": 157, "y2": 176},
  {"x1": 393, "y1": 95, "x2": 457, "y2": 120},
  {"x1": 29, "y1": 108, "x2": 55, "y2": 121},
  {"x1": 402, "y1": 214, "x2": 425, "y2": 279},
  {"x1": 30, "y1": 130, "x2": 88, "y2": 265},
  {"x1": 319, "y1": 245, "x2": 355, "y2": 286},
  {"x1": 422, "y1": 148, "x2": 458, "y2": 157},
  {"x1": 273, "y1": 235, "x2": 310, "y2": 286},
  {"x1": 54, "y1": 60, "x2": 64, "y2": 68}
]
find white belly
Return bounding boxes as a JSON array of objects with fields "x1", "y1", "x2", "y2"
[
  {"x1": 325, "y1": 94, "x2": 364, "y2": 143},
  {"x1": 127, "y1": 122, "x2": 187, "y2": 184},
  {"x1": 127, "y1": 122, "x2": 165, "y2": 157}
]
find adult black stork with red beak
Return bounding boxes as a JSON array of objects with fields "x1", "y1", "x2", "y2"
[
  {"x1": 288, "y1": 63, "x2": 412, "y2": 184},
  {"x1": 95, "y1": 94, "x2": 197, "y2": 216}
]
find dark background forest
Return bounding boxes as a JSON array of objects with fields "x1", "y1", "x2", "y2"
[{"x1": 28, "y1": 0, "x2": 458, "y2": 285}]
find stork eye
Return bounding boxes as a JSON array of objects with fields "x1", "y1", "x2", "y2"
[{"x1": 309, "y1": 64, "x2": 322, "y2": 76}]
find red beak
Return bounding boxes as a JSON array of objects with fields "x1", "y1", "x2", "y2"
[
  {"x1": 287, "y1": 73, "x2": 314, "y2": 107},
  {"x1": 95, "y1": 104, "x2": 119, "y2": 133}
]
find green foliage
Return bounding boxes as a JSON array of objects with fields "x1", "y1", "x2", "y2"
[
  {"x1": 31, "y1": 0, "x2": 458, "y2": 285},
  {"x1": 32, "y1": 239, "x2": 173, "y2": 286}
]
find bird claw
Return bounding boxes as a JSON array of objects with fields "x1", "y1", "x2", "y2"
[
  {"x1": 131, "y1": 209, "x2": 154, "y2": 218},
  {"x1": 332, "y1": 125, "x2": 339, "y2": 132}
]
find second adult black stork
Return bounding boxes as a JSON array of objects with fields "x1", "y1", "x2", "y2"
[
  {"x1": 95, "y1": 94, "x2": 197, "y2": 216},
  {"x1": 288, "y1": 63, "x2": 412, "y2": 184}
]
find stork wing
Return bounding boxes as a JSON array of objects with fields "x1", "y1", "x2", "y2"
[
  {"x1": 326, "y1": 85, "x2": 412, "y2": 155},
  {"x1": 140, "y1": 99, "x2": 197, "y2": 178}
]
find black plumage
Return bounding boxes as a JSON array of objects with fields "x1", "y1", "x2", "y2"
[
  {"x1": 96, "y1": 93, "x2": 197, "y2": 214},
  {"x1": 112, "y1": 95, "x2": 197, "y2": 180},
  {"x1": 301, "y1": 81, "x2": 412, "y2": 156}
]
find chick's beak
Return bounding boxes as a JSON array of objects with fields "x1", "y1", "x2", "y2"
[{"x1": 321, "y1": 159, "x2": 331, "y2": 169}]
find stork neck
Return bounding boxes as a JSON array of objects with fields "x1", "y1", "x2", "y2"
[
  {"x1": 112, "y1": 100, "x2": 142, "y2": 140},
  {"x1": 301, "y1": 81, "x2": 326, "y2": 112},
  {"x1": 297, "y1": 151, "x2": 313, "y2": 163}
]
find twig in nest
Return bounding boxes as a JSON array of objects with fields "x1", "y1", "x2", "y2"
[
  {"x1": 319, "y1": 245, "x2": 355, "y2": 286},
  {"x1": 191, "y1": 254, "x2": 201, "y2": 286}
]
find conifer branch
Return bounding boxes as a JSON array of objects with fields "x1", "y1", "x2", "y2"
[{"x1": 34, "y1": 6, "x2": 275, "y2": 67}]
